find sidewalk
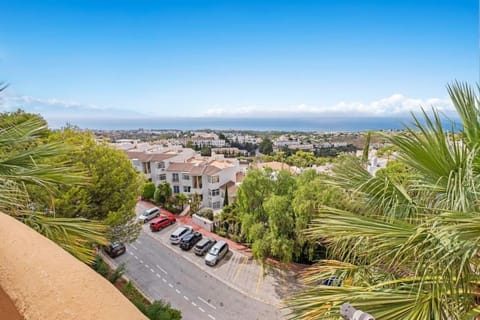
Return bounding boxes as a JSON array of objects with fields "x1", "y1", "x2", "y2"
[{"x1": 137, "y1": 201, "x2": 302, "y2": 308}]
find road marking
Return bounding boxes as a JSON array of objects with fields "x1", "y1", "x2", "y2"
[
  {"x1": 156, "y1": 265, "x2": 168, "y2": 274},
  {"x1": 191, "y1": 302, "x2": 198, "y2": 307},
  {"x1": 199, "y1": 307, "x2": 205, "y2": 313},
  {"x1": 175, "y1": 289, "x2": 181, "y2": 294},
  {"x1": 255, "y1": 264, "x2": 264, "y2": 294},
  {"x1": 156, "y1": 273, "x2": 161, "y2": 278},
  {"x1": 150, "y1": 268, "x2": 155, "y2": 273},
  {"x1": 184, "y1": 296, "x2": 189, "y2": 301},
  {"x1": 134, "y1": 255, "x2": 138, "y2": 260},
  {"x1": 139, "y1": 260, "x2": 144, "y2": 264},
  {"x1": 198, "y1": 297, "x2": 217, "y2": 310},
  {"x1": 232, "y1": 256, "x2": 248, "y2": 283},
  {"x1": 208, "y1": 315, "x2": 216, "y2": 320},
  {"x1": 128, "y1": 251, "x2": 133, "y2": 255},
  {"x1": 145, "y1": 264, "x2": 149, "y2": 268},
  {"x1": 130, "y1": 244, "x2": 138, "y2": 250},
  {"x1": 136, "y1": 240, "x2": 142, "y2": 244},
  {"x1": 168, "y1": 283, "x2": 174, "y2": 288},
  {"x1": 162, "y1": 278, "x2": 167, "y2": 283}
]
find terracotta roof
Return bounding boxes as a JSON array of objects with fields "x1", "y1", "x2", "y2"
[
  {"x1": 125, "y1": 151, "x2": 175, "y2": 162},
  {"x1": 204, "y1": 165, "x2": 222, "y2": 176},
  {"x1": 190, "y1": 165, "x2": 206, "y2": 175},
  {"x1": 166, "y1": 162, "x2": 196, "y2": 172}
]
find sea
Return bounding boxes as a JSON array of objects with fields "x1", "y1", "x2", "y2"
[{"x1": 52, "y1": 116, "x2": 461, "y2": 132}]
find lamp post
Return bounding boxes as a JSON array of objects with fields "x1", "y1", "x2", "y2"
[{"x1": 340, "y1": 303, "x2": 375, "y2": 320}]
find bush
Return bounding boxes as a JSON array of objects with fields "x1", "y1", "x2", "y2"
[
  {"x1": 140, "y1": 301, "x2": 182, "y2": 320},
  {"x1": 108, "y1": 263, "x2": 126, "y2": 283},
  {"x1": 198, "y1": 209, "x2": 214, "y2": 221},
  {"x1": 92, "y1": 255, "x2": 109, "y2": 277},
  {"x1": 142, "y1": 182, "x2": 156, "y2": 200}
]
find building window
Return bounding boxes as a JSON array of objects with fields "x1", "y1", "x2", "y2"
[
  {"x1": 208, "y1": 175, "x2": 219, "y2": 183},
  {"x1": 157, "y1": 162, "x2": 165, "y2": 169},
  {"x1": 173, "y1": 186, "x2": 180, "y2": 194},
  {"x1": 172, "y1": 173, "x2": 179, "y2": 182},
  {"x1": 212, "y1": 201, "x2": 221, "y2": 209},
  {"x1": 183, "y1": 186, "x2": 191, "y2": 193},
  {"x1": 209, "y1": 189, "x2": 220, "y2": 197},
  {"x1": 182, "y1": 174, "x2": 190, "y2": 180},
  {"x1": 158, "y1": 174, "x2": 166, "y2": 181},
  {"x1": 193, "y1": 176, "x2": 202, "y2": 189}
]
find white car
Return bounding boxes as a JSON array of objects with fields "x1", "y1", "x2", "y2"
[
  {"x1": 170, "y1": 226, "x2": 193, "y2": 244},
  {"x1": 138, "y1": 207, "x2": 160, "y2": 223}
]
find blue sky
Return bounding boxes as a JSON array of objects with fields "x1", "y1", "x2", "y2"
[{"x1": 0, "y1": 0, "x2": 477, "y2": 124}]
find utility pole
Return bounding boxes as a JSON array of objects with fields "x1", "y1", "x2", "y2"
[{"x1": 340, "y1": 303, "x2": 375, "y2": 320}]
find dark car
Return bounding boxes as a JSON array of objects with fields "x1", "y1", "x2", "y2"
[
  {"x1": 180, "y1": 232, "x2": 203, "y2": 251},
  {"x1": 193, "y1": 238, "x2": 217, "y2": 256},
  {"x1": 150, "y1": 215, "x2": 176, "y2": 232},
  {"x1": 104, "y1": 243, "x2": 126, "y2": 258}
]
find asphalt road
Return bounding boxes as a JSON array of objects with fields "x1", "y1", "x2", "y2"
[{"x1": 113, "y1": 228, "x2": 284, "y2": 320}]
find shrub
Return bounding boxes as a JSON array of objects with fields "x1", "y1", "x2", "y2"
[
  {"x1": 142, "y1": 301, "x2": 182, "y2": 320},
  {"x1": 92, "y1": 255, "x2": 109, "y2": 277},
  {"x1": 108, "y1": 263, "x2": 126, "y2": 283},
  {"x1": 198, "y1": 209, "x2": 214, "y2": 221},
  {"x1": 142, "y1": 182, "x2": 156, "y2": 200}
]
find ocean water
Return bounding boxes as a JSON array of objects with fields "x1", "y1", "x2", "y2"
[{"x1": 51, "y1": 116, "x2": 461, "y2": 132}]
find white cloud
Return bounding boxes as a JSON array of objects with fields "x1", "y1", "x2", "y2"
[{"x1": 202, "y1": 94, "x2": 454, "y2": 118}]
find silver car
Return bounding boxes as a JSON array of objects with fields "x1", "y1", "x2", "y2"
[
  {"x1": 138, "y1": 207, "x2": 160, "y2": 223},
  {"x1": 169, "y1": 226, "x2": 193, "y2": 245},
  {"x1": 205, "y1": 241, "x2": 229, "y2": 266}
]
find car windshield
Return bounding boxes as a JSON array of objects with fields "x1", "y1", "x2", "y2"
[
  {"x1": 111, "y1": 243, "x2": 122, "y2": 249},
  {"x1": 210, "y1": 247, "x2": 220, "y2": 255}
]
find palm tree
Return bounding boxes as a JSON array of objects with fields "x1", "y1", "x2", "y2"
[
  {"x1": 288, "y1": 82, "x2": 480, "y2": 320},
  {"x1": 0, "y1": 83, "x2": 106, "y2": 263}
]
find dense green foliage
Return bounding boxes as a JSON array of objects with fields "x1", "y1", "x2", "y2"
[
  {"x1": 0, "y1": 104, "x2": 107, "y2": 263},
  {"x1": 154, "y1": 182, "x2": 172, "y2": 206},
  {"x1": 142, "y1": 182, "x2": 156, "y2": 200},
  {"x1": 218, "y1": 168, "x2": 354, "y2": 263},
  {"x1": 288, "y1": 82, "x2": 480, "y2": 319},
  {"x1": 135, "y1": 301, "x2": 182, "y2": 320},
  {"x1": 261, "y1": 151, "x2": 330, "y2": 168},
  {"x1": 258, "y1": 137, "x2": 273, "y2": 155},
  {"x1": 45, "y1": 128, "x2": 143, "y2": 243}
]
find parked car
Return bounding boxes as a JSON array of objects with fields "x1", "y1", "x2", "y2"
[
  {"x1": 170, "y1": 226, "x2": 193, "y2": 245},
  {"x1": 194, "y1": 238, "x2": 217, "y2": 256},
  {"x1": 150, "y1": 215, "x2": 176, "y2": 232},
  {"x1": 138, "y1": 207, "x2": 160, "y2": 223},
  {"x1": 205, "y1": 241, "x2": 229, "y2": 266},
  {"x1": 104, "y1": 243, "x2": 126, "y2": 258},
  {"x1": 180, "y1": 232, "x2": 203, "y2": 250}
]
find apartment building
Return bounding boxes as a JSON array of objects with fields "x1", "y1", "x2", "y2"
[{"x1": 165, "y1": 157, "x2": 240, "y2": 210}]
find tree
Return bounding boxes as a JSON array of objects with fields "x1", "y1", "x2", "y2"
[
  {"x1": 223, "y1": 187, "x2": 229, "y2": 207},
  {"x1": 154, "y1": 182, "x2": 172, "y2": 206},
  {"x1": 259, "y1": 138, "x2": 273, "y2": 155},
  {"x1": 0, "y1": 98, "x2": 106, "y2": 263},
  {"x1": 47, "y1": 128, "x2": 143, "y2": 244},
  {"x1": 288, "y1": 82, "x2": 480, "y2": 319},
  {"x1": 175, "y1": 193, "x2": 188, "y2": 211},
  {"x1": 142, "y1": 182, "x2": 156, "y2": 200}
]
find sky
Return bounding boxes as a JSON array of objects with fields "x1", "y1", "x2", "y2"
[{"x1": 0, "y1": 0, "x2": 477, "y2": 127}]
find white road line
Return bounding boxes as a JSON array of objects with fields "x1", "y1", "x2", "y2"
[
  {"x1": 175, "y1": 289, "x2": 181, "y2": 294},
  {"x1": 191, "y1": 302, "x2": 198, "y2": 307},
  {"x1": 145, "y1": 264, "x2": 149, "y2": 268},
  {"x1": 128, "y1": 251, "x2": 133, "y2": 255},
  {"x1": 139, "y1": 260, "x2": 144, "y2": 264},
  {"x1": 208, "y1": 315, "x2": 216, "y2": 320},
  {"x1": 162, "y1": 278, "x2": 167, "y2": 283},
  {"x1": 184, "y1": 296, "x2": 189, "y2": 301},
  {"x1": 156, "y1": 265, "x2": 168, "y2": 274},
  {"x1": 134, "y1": 256, "x2": 138, "y2": 260},
  {"x1": 136, "y1": 240, "x2": 142, "y2": 244},
  {"x1": 130, "y1": 244, "x2": 138, "y2": 250},
  {"x1": 168, "y1": 283, "x2": 174, "y2": 288},
  {"x1": 150, "y1": 268, "x2": 155, "y2": 273},
  {"x1": 198, "y1": 297, "x2": 217, "y2": 310},
  {"x1": 156, "y1": 273, "x2": 161, "y2": 278},
  {"x1": 199, "y1": 307, "x2": 205, "y2": 313}
]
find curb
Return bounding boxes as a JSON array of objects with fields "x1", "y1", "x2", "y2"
[
  {"x1": 143, "y1": 229, "x2": 283, "y2": 308},
  {"x1": 100, "y1": 252, "x2": 155, "y2": 304}
]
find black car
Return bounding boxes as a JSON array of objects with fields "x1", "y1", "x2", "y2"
[
  {"x1": 180, "y1": 232, "x2": 202, "y2": 251},
  {"x1": 193, "y1": 238, "x2": 217, "y2": 256},
  {"x1": 104, "y1": 243, "x2": 126, "y2": 258}
]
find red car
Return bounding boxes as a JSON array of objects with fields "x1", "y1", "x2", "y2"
[{"x1": 150, "y1": 215, "x2": 176, "y2": 232}]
